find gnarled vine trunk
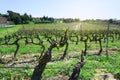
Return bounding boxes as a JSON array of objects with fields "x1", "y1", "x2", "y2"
[
  {"x1": 31, "y1": 42, "x2": 57, "y2": 80},
  {"x1": 69, "y1": 51, "x2": 85, "y2": 80}
]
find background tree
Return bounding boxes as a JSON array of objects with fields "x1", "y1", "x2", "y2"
[
  {"x1": 0, "y1": 13, "x2": 2, "y2": 17},
  {"x1": 48, "y1": 17, "x2": 54, "y2": 23},
  {"x1": 109, "y1": 19, "x2": 113, "y2": 23},
  {"x1": 7, "y1": 10, "x2": 21, "y2": 24},
  {"x1": 63, "y1": 18, "x2": 74, "y2": 23},
  {"x1": 74, "y1": 18, "x2": 80, "y2": 22},
  {"x1": 33, "y1": 18, "x2": 41, "y2": 24},
  {"x1": 21, "y1": 13, "x2": 30, "y2": 24},
  {"x1": 29, "y1": 15, "x2": 33, "y2": 21},
  {"x1": 39, "y1": 16, "x2": 54, "y2": 23}
]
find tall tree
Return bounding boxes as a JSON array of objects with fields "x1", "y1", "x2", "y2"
[
  {"x1": 21, "y1": 13, "x2": 29, "y2": 24},
  {"x1": 0, "y1": 13, "x2": 2, "y2": 17},
  {"x1": 7, "y1": 10, "x2": 21, "y2": 24},
  {"x1": 29, "y1": 15, "x2": 33, "y2": 21}
]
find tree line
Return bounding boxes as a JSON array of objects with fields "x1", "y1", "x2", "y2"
[
  {"x1": 0, "y1": 11, "x2": 55, "y2": 24},
  {"x1": 0, "y1": 10, "x2": 80, "y2": 24},
  {"x1": 0, "y1": 10, "x2": 32, "y2": 24}
]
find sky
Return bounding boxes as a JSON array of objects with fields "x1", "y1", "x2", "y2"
[{"x1": 0, "y1": 0, "x2": 120, "y2": 20}]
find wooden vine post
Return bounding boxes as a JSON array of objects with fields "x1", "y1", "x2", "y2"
[
  {"x1": 106, "y1": 19, "x2": 112, "y2": 56},
  {"x1": 106, "y1": 21, "x2": 109, "y2": 56}
]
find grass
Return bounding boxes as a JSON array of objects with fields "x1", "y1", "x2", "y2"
[
  {"x1": 0, "y1": 52, "x2": 120, "y2": 80},
  {"x1": 0, "y1": 25, "x2": 21, "y2": 38},
  {"x1": 42, "y1": 51, "x2": 120, "y2": 79}
]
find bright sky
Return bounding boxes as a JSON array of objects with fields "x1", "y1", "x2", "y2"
[{"x1": 0, "y1": 0, "x2": 120, "y2": 20}]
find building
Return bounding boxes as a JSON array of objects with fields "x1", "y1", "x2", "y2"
[
  {"x1": 0, "y1": 17, "x2": 7, "y2": 24},
  {"x1": 0, "y1": 17, "x2": 7, "y2": 27}
]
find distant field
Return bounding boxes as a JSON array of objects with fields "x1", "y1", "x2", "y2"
[
  {"x1": 19, "y1": 22, "x2": 120, "y2": 31},
  {"x1": 81, "y1": 22, "x2": 120, "y2": 31},
  {"x1": 0, "y1": 22, "x2": 119, "y2": 36}
]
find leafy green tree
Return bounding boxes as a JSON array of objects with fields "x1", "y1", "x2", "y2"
[
  {"x1": 74, "y1": 18, "x2": 80, "y2": 22},
  {"x1": 29, "y1": 15, "x2": 33, "y2": 21},
  {"x1": 0, "y1": 13, "x2": 2, "y2": 17},
  {"x1": 7, "y1": 10, "x2": 21, "y2": 24},
  {"x1": 39, "y1": 16, "x2": 54, "y2": 23},
  {"x1": 63, "y1": 18, "x2": 74, "y2": 23},
  {"x1": 21, "y1": 13, "x2": 30, "y2": 24},
  {"x1": 33, "y1": 18, "x2": 41, "y2": 24},
  {"x1": 2, "y1": 14, "x2": 8, "y2": 19},
  {"x1": 109, "y1": 19, "x2": 113, "y2": 23},
  {"x1": 48, "y1": 17, "x2": 54, "y2": 23}
]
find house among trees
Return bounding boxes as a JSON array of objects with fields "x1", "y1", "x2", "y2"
[
  {"x1": 0, "y1": 17, "x2": 7, "y2": 24},
  {"x1": 0, "y1": 17, "x2": 14, "y2": 27},
  {"x1": 0, "y1": 17, "x2": 7, "y2": 27}
]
